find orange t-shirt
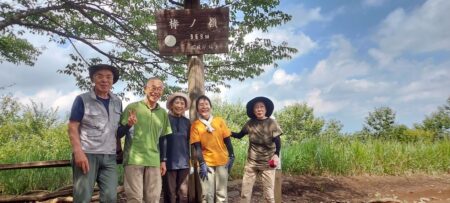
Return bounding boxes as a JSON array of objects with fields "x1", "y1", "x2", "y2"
[{"x1": 190, "y1": 117, "x2": 231, "y2": 166}]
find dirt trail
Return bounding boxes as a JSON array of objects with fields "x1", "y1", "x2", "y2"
[
  {"x1": 227, "y1": 174, "x2": 450, "y2": 203},
  {"x1": 2, "y1": 175, "x2": 449, "y2": 202}
]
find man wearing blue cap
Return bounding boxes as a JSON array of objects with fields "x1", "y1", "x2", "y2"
[{"x1": 68, "y1": 64, "x2": 122, "y2": 203}]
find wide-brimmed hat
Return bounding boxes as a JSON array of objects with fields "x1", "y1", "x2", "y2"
[
  {"x1": 246, "y1": 96, "x2": 274, "y2": 119},
  {"x1": 166, "y1": 92, "x2": 190, "y2": 111},
  {"x1": 88, "y1": 64, "x2": 120, "y2": 84}
]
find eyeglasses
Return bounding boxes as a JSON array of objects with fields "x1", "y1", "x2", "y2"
[
  {"x1": 94, "y1": 74, "x2": 114, "y2": 81},
  {"x1": 146, "y1": 85, "x2": 164, "y2": 93}
]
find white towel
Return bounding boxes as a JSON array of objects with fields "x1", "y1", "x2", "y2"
[{"x1": 198, "y1": 115, "x2": 215, "y2": 133}]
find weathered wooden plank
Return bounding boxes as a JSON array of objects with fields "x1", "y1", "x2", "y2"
[
  {"x1": 156, "y1": 7, "x2": 229, "y2": 55},
  {"x1": 0, "y1": 160, "x2": 71, "y2": 170},
  {"x1": 0, "y1": 186, "x2": 124, "y2": 202}
]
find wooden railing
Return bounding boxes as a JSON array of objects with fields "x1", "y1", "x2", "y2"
[{"x1": 0, "y1": 160, "x2": 71, "y2": 170}]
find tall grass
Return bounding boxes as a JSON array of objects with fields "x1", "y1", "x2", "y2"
[
  {"x1": 0, "y1": 125, "x2": 73, "y2": 194},
  {"x1": 2, "y1": 129, "x2": 450, "y2": 194},
  {"x1": 280, "y1": 136, "x2": 450, "y2": 176}
]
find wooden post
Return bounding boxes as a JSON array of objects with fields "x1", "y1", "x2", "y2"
[
  {"x1": 185, "y1": 1, "x2": 203, "y2": 203},
  {"x1": 274, "y1": 154, "x2": 282, "y2": 203},
  {"x1": 187, "y1": 55, "x2": 204, "y2": 203},
  {"x1": 187, "y1": 55, "x2": 205, "y2": 120},
  {"x1": 275, "y1": 169, "x2": 282, "y2": 203}
]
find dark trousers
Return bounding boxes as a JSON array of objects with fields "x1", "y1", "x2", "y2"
[{"x1": 163, "y1": 168, "x2": 190, "y2": 203}]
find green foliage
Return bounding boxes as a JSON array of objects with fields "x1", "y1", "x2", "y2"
[
  {"x1": 1, "y1": 0, "x2": 297, "y2": 95},
  {"x1": 0, "y1": 95, "x2": 71, "y2": 194},
  {"x1": 363, "y1": 106, "x2": 396, "y2": 139},
  {"x1": 398, "y1": 128, "x2": 435, "y2": 142},
  {"x1": 211, "y1": 98, "x2": 247, "y2": 131},
  {"x1": 415, "y1": 97, "x2": 450, "y2": 139},
  {"x1": 320, "y1": 119, "x2": 343, "y2": 137},
  {"x1": 0, "y1": 95, "x2": 60, "y2": 145},
  {"x1": 0, "y1": 94, "x2": 21, "y2": 124},
  {"x1": 274, "y1": 103, "x2": 324, "y2": 143},
  {"x1": 0, "y1": 35, "x2": 41, "y2": 66}
]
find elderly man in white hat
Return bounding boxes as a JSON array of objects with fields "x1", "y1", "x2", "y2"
[{"x1": 162, "y1": 92, "x2": 191, "y2": 203}]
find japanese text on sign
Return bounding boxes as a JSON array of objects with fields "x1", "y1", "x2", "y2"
[{"x1": 156, "y1": 7, "x2": 229, "y2": 55}]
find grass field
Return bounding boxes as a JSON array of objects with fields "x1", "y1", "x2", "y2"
[{"x1": 1, "y1": 129, "x2": 450, "y2": 194}]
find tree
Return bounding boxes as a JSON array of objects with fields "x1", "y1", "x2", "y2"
[
  {"x1": 275, "y1": 103, "x2": 324, "y2": 143},
  {"x1": 321, "y1": 119, "x2": 343, "y2": 137},
  {"x1": 363, "y1": 106, "x2": 396, "y2": 139},
  {"x1": 415, "y1": 97, "x2": 450, "y2": 139},
  {"x1": 211, "y1": 98, "x2": 247, "y2": 131},
  {"x1": 0, "y1": 0, "x2": 297, "y2": 95},
  {"x1": 0, "y1": 94, "x2": 21, "y2": 125}
]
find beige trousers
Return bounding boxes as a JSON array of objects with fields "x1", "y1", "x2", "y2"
[
  {"x1": 199, "y1": 165, "x2": 228, "y2": 203},
  {"x1": 240, "y1": 165, "x2": 276, "y2": 203},
  {"x1": 124, "y1": 165, "x2": 162, "y2": 203}
]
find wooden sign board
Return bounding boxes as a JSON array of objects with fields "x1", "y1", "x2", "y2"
[{"x1": 156, "y1": 7, "x2": 229, "y2": 55}]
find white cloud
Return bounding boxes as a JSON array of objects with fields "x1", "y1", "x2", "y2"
[
  {"x1": 250, "y1": 81, "x2": 265, "y2": 92},
  {"x1": 305, "y1": 89, "x2": 345, "y2": 114},
  {"x1": 285, "y1": 4, "x2": 330, "y2": 27},
  {"x1": 397, "y1": 64, "x2": 450, "y2": 102},
  {"x1": 271, "y1": 69, "x2": 298, "y2": 85},
  {"x1": 307, "y1": 36, "x2": 370, "y2": 86},
  {"x1": 15, "y1": 89, "x2": 81, "y2": 114},
  {"x1": 363, "y1": 0, "x2": 386, "y2": 7},
  {"x1": 368, "y1": 48, "x2": 392, "y2": 66},
  {"x1": 244, "y1": 29, "x2": 317, "y2": 58},
  {"x1": 0, "y1": 33, "x2": 79, "y2": 94},
  {"x1": 372, "y1": 0, "x2": 450, "y2": 63},
  {"x1": 242, "y1": 4, "x2": 324, "y2": 59},
  {"x1": 342, "y1": 79, "x2": 390, "y2": 93}
]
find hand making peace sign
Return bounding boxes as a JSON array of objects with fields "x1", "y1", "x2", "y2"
[{"x1": 128, "y1": 109, "x2": 138, "y2": 126}]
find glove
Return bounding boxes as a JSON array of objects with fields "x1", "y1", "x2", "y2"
[
  {"x1": 225, "y1": 156, "x2": 235, "y2": 173},
  {"x1": 199, "y1": 162, "x2": 210, "y2": 181}
]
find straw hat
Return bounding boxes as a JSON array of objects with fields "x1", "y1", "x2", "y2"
[{"x1": 166, "y1": 92, "x2": 190, "y2": 111}]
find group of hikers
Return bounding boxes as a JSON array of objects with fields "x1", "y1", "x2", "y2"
[{"x1": 68, "y1": 64, "x2": 283, "y2": 203}]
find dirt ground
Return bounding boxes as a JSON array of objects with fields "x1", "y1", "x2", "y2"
[
  {"x1": 2, "y1": 174, "x2": 450, "y2": 202},
  {"x1": 226, "y1": 174, "x2": 450, "y2": 203}
]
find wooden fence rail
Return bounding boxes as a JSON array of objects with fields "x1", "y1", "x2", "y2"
[{"x1": 0, "y1": 160, "x2": 71, "y2": 170}]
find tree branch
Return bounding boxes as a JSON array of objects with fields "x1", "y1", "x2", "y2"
[
  {"x1": 0, "y1": 3, "x2": 67, "y2": 30},
  {"x1": 169, "y1": 0, "x2": 184, "y2": 7}
]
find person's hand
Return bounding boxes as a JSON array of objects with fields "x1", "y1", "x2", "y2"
[
  {"x1": 225, "y1": 156, "x2": 235, "y2": 173},
  {"x1": 128, "y1": 110, "x2": 137, "y2": 126},
  {"x1": 160, "y1": 162, "x2": 167, "y2": 176},
  {"x1": 74, "y1": 150, "x2": 89, "y2": 174},
  {"x1": 199, "y1": 162, "x2": 210, "y2": 181},
  {"x1": 269, "y1": 154, "x2": 279, "y2": 168}
]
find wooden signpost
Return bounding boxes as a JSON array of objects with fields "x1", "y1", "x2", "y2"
[
  {"x1": 157, "y1": 2, "x2": 281, "y2": 203},
  {"x1": 156, "y1": 3, "x2": 229, "y2": 202},
  {"x1": 156, "y1": 7, "x2": 229, "y2": 55}
]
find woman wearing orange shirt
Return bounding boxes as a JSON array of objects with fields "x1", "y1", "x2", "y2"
[{"x1": 190, "y1": 95, "x2": 234, "y2": 203}]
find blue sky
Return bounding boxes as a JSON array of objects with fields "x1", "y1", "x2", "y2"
[{"x1": 1, "y1": 0, "x2": 449, "y2": 132}]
